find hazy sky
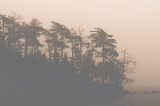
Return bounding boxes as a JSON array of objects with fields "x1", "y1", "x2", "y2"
[{"x1": 1, "y1": 0, "x2": 160, "y2": 90}]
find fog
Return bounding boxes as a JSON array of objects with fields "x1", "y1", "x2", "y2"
[{"x1": 1, "y1": 0, "x2": 160, "y2": 90}]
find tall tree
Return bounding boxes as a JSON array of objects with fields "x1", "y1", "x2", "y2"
[
  {"x1": 70, "y1": 27, "x2": 84, "y2": 74},
  {"x1": 49, "y1": 21, "x2": 70, "y2": 64},
  {"x1": 0, "y1": 14, "x2": 8, "y2": 53},
  {"x1": 43, "y1": 29, "x2": 52, "y2": 62},
  {"x1": 90, "y1": 28, "x2": 118, "y2": 63},
  {"x1": 20, "y1": 22, "x2": 30, "y2": 57},
  {"x1": 90, "y1": 28, "x2": 119, "y2": 85},
  {"x1": 82, "y1": 42, "x2": 96, "y2": 81},
  {"x1": 2, "y1": 13, "x2": 22, "y2": 54},
  {"x1": 28, "y1": 18, "x2": 44, "y2": 55},
  {"x1": 119, "y1": 50, "x2": 136, "y2": 88}
]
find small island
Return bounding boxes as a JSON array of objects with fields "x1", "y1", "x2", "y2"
[
  {"x1": 152, "y1": 91, "x2": 159, "y2": 93},
  {"x1": 143, "y1": 91, "x2": 149, "y2": 94},
  {"x1": 0, "y1": 13, "x2": 137, "y2": 104}
]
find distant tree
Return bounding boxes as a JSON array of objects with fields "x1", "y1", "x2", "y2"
[
  {"x1": 20, "y1": 22, "x2": 30, "y2": 57},
  {"x1": 118, "y1": 50, "x2": 136, "y2": 89},
  {"x1": 90, "y1": 28, "x2": 119, "y2": 85},
  {"x1": 0, "y1": 12, "x2": 138, "y2": 97},
  {"x1": 45, "y1": 22, "x2": 60, "y2": 64},
  {"x1": 61, "y1": 53, "x2": 70, "y2": 69},
  {"x1": 90, "y1": 28, "x2": 118, "y2": 63},
  {"x1": 85, "y1": 38, "x2": 95, "y2": 60},
  {"x1": 70, "y1": 28, "x2": 77, "y2": 59},
  {"x1": 43, "y1": 30, "x2": 52, "y2": 62},
  {"x1": 50, "y1": 22, "x2": 70, "y2": 62},
  {"x1": 1, "y1": 13, "x2": 23, "y2": 55},
  {"x1": 43, "y1": 29, "x2": 52, "y2": 62},
  {"x1": 0, "y1": 14, "x2": 7, "y2": 53},
  {"x1": 70, "y1": 27, "x2": 84, "y2": 74},
  {"x1": 82, "y1": 44, "x2": 96, "y2": 81},
  {"x1": 105, "y1": 60, "x2": 120, "y2": 85},
  {"x1": 28, "y1": 18, "x2": 44, "y2": 55}
]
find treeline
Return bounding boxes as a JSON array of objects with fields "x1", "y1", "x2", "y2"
[{"x1": 0, "y1": 13, "x2": 136, "y2": 99}]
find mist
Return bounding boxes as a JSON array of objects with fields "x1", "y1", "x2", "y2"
[{"x1": 1, "y1": 0, "x2": 160, "y2": 105}]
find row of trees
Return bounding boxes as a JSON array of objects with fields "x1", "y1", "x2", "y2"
[{"x1": 0, "y1": 13, "x2": 136, "y2": 92}]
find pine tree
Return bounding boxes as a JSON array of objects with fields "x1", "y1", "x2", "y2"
[
  {"x1": 29, "y1": 18, "x2": 44, "y2": 55},
  {"x1": 90, "y1": 28, "x2": 119, "y2": 85}
]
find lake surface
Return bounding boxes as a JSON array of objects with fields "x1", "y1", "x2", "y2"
[
  {"x1": 0, "y1": 93, "x2": 160, "y2": 106},
  {"x1": 80, "y1": 93, "x2": 160, "y2": 106},
  {"x1": 59, "y1": 93, "x2": 160, "y2": 106}
]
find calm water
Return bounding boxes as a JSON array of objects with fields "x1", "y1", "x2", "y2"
[
  {"x1": 0, "y1": 93, "x2": 160, "y2": 106},
  {"x1": 46, "y1": 93, "x2": 160, "y2": 106},
  {"x1": 81, "y1": 93, "x2": 160, "y2": 106}
]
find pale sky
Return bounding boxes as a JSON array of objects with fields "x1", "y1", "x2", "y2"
[{"x1": 1, "y1": 0, "x2": 160, "y2": 91}]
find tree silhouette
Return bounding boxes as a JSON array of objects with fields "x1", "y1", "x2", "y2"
[
  {"x1": 0, "y1": 14, "x2": 8, "y2": 53},
  {"x1": 0, "y1": 13, "x2": 22, "y2": 55},
  {"x1": 20, "y1": 22, "x2": 30, "y2": 57},
  {"x1": 70, "y1": 27, "x2": 84, "y2": 75},
  {"x1": 49, "y1": 22, "x2": 70, "y2": 63},
  {"x1": 90, "y1": 28, "x2": 118, "y2": 63},
  {"x1": 82, "y1": 45, "x2": 96, "y2": 82},
  {"x1": 28, "y1": 18, "x2": 44, "y2": 55},
  {"x1": 0, "y1": 13, "x2": 137, "y2": 104},
  {"x1": 119, "y1": 50, "x2": 136, "y2": 88},
  {"x1": 90, "y1": 28, "x2": 119, "y2": 85}
]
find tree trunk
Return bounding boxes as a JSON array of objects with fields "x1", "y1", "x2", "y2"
[
  {"x1": 102, "y1": 44, "x2": 105, "y2": 64},
  {"x1": 120, "y1": 50, "x2": 126, "y2": 88},
  {"x1": 79, "y1": 38, "x2": 82, "y2": 74},
  {"x1": 48, "y1": 43, "x2": 51, "y2": 62},
  {"x1": 24, "y1": 37, "x2": 28, "y2": 57},
  {"x1": 7, "y1": 29, "x2": 11, "y2": 53},
  {"x1": 36, "y1": 45, "x2": 39, "y2": 54},
  {"x1": 71, "y1": 41, "x2": 74, "y2": 59},
  {"x1": 61, "y1": 48, "x2": 63, "y2": 61}
]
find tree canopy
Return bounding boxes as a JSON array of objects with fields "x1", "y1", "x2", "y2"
[{"x1": 0, "y1": 13, "x2": 136, "y2": 100}]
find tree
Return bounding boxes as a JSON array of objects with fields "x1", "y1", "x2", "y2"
[
  {"x1": 48, "y1": 21, "x2": 71, "y2": 64},
  {"x1": 90, "y1": 28, "x2": 118, "y2": 63},
  {"x1": 28, "y1": 18, "x2": 44, "y2": 55},
  {"x1": 0, "y1": 12, "x2": 138, "y2": 97},
  {"x1": 20, "y1": 22, "x2": 30, "y2": 57},
  {"x1": 82, "y1": 46, "x2": 96, "y2": 82},
  {"x1": 0, "y1": 14, "x2": 7, "y2": 53},
  {"x1": 70, "y1": 27, "x2": 84, "y2": 75},
  {"x1": 70, "y1": 28, "x2": 77, "y2": 59},
  {"x1": 90, "y1": 28, "x2": 119, "y2": 85},
  {"x1": 0, "y1": 13, "x2": 23, "y2": 55},
  {"x1": 118, "y1": 50, "x2": 136, "y2": 89},
  {"x1": 51, "y1": 21, "x2": 70, "y2": 58}
]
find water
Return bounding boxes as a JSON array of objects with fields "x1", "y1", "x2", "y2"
[
  {"x1": 0, "y1": 93, "x2": 160, "y2": 106},
  {"x1": 80, "y1": 93, "x2": 160, "y2": 106}
]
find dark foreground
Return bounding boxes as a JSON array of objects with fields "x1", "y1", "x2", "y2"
[{"x1": 0, "y1": 93, "x2": 160, "y2": 106}]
